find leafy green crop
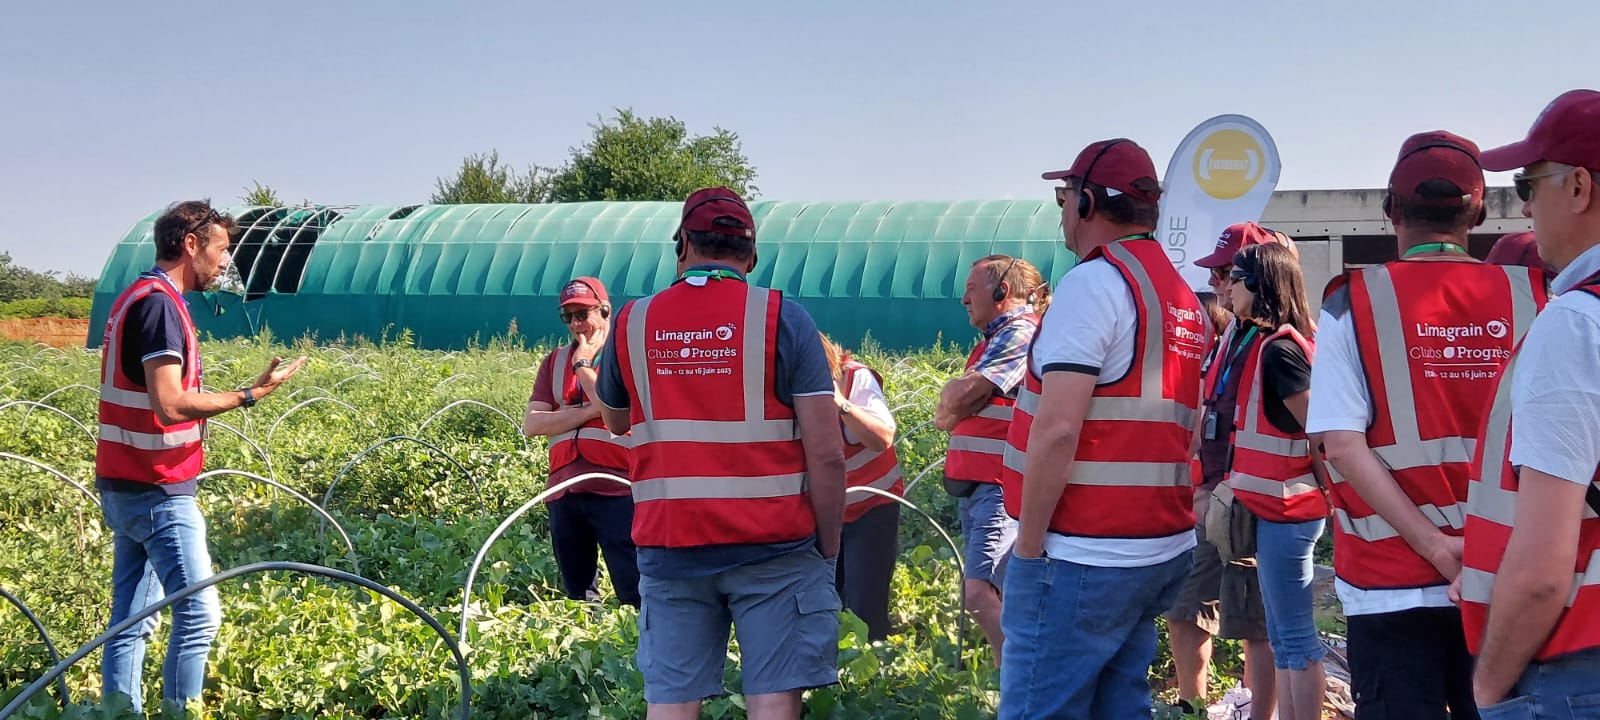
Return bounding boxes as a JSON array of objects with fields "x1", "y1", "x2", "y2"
[{"x1": 0, "y1": 334, "x2": 1245, "y2": 717}]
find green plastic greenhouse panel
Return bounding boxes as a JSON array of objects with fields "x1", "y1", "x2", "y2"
[{"x1": 90, "y1": 200, "x2": 1080, "y2": 352}]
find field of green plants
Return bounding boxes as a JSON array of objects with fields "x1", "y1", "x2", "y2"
[{"x1": 0, "y1": 332, "x2": 1243, "y2": 719}]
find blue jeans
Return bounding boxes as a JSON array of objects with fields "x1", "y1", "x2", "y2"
[
  {"x1": 999, "y1": 550, "x2": 1194, "y2": 720},
  {"x1": 100, "y1": 490, "x2": 222, "y2": 714},
  {"x1": 1479, "y1": 648, "x2": 1600, "y2": 719},
  {"x1": 1255, "y1": 517, "x2": 1327, "y2": 670}
]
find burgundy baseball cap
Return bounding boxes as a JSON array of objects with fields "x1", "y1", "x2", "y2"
[
  {"x1": 1482, "y1": 89, "x2": 1600, "y2": 172},
  {"x1": 680, "y1": 186, "x2": 755, "y2": 239},
  {"x1": 1484, "y1": 232, "x2": 1552, "y2": 272},
  {"x1": 1042, "y1": 138, "x2": 1162, "y2": 204},
  {"x1": 558, "y1": 276, "x2": 609, "y2": 309},
  {"x1": 1194, "y1": 222, "x2": 1288, "y2": 269},
  {"x1": 1387, "y1": 131, "x2": 1485, "y2": 206}
]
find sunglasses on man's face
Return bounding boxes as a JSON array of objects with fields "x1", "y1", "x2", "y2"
[
  {"x1": 561, "y1": 307, "x2": 597, "y2": 324},
  {"x1": 1513, "y1": 167, "x2": 1572, "y2": 202},
  {"x1": 1210, "y1": 266, "x2": 1233, "y2": 282}
]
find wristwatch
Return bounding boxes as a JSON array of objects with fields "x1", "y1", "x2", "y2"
[
  {"x1": 240, "y1": 387, "x2": 257, "y2": 409},
  {"x1": 838, "y1": 400, "x2": 855, "y2": 416},
  {"x1": 572, "y1": 358, "x2": 595, "y2": 372}
]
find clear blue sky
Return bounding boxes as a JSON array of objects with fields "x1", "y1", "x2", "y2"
[{"x1": 2, "y1": 0, "x2": 1594, "y2": 276}]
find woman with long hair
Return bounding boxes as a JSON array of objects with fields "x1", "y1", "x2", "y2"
[
  {"x1": 1224, "y1": 242, "x2": 1329, "y2": 720},
  {"x1": 820, "y1": 333, "x2": 903, "y2": 641}
]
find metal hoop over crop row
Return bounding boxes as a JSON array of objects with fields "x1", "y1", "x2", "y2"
[
  {"x1": 843, "y1": 486, "x2": 967, "y2": 670},
  {"x1": 195, "y1": 470, "x2": 361, "y2": 575},
  {"x1": 0, "y1": 452, "x2": 99, "y2": 509},
  {"x1": 0, "y1": 585, "x2": 70, "y2": 708},
  {"x1": 458, "y1": 472, "x2": 630, "y2": 647},
  {"x1": 0, "y1": 562, "x2": 472, "y2": 720},
  {"x1": 0, "y1": 400, "x2": 97, "y2": 447},
  {"x1": 320, "y1": 436, "x2": 486, "y2": 538},
  {"x1": 267, "y1": 396, "x2": 374, "y2": 445},
  {"x1": 418, "y1": 399, "x2": 528, "y2": 451}
]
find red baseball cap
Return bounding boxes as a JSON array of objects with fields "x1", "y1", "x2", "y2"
[
  {"x1": 680, "y1": 186, "x2": 755, "y2": 239},
  {"x1": 1387, "y1": 131, "x2": 1485, "y2": 206},
  {"x1": 1194, "y1": 222, "x2": 1288, "y2": 269},
  {"x1": 1481, "y1": 89, "x2": 1600, "y2": 172},
  {"x1": 558, "y1": 276, "x2": 609, "y2": 309},
  {"x1": 1042, "y1": 138, "x2": 1162, "y2": 204},
  {"x1": 1484, "y1": 232, "x2": 1552, "y2": 272}
]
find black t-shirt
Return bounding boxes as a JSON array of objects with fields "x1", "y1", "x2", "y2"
[{"x1": 1258, "y1": 335, "x2": 1312, "y2": 435}]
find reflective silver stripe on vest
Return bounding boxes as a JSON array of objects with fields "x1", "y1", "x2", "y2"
[
  {"x1": 98, "y1": 423, "x2": 203, "y2": 451},
  {"x1": 1015, "y1": 388, "x2": 1039, "y2": 415},
  {"x1": 632, "y1": 472, "x2": 806, "y2": 502},
  {"x1": 974, "y1": 403, "x2": 1014, "y2": 421},
  {"x1": 1002, "y1": 441, "x2": 1026, "y2": 475},
  {"x1": 625, "y1": 284, "x2": 799, "y2": 445},
  {"x1": 635, "y1": 418, "x2": 796, "y2": 444},
  {"x1": 1361, "y1": 265, "x2": 1538, "y2": 469},
  {"x1": 1106, "y1": 242, "x2": 1166, "y2": 394},
  {"x1": 1230, "y1": 471, "x2": 1321, "y2": 499},
  {"x1": 1461, "y1": 549, "x2": 1600, "y2": 607},
  {"x1": 99, "y1": 383, "x2": 151, "y2": 411},
  {"x1": 1070, "y1": 461, "x2": 1190, "y2": 487},
  {"x1": 846, "y1": 466, "x2": 904, "y2": 505},
  {"x1": 575, "y1": 426, "x2": 631, "y2": 448},
  {"x1": 1235, "y1": 326, "x2": 1312, "y2": 454},
  {"x1": 846, "y1": 447, "x2": 883, "y2": 472},
  {"x1": 1465, "y1": 353, "x2": 1520, "y2": 525},
  {"x1": 1043, "y1": 244, "x2": 1193, "y2": 492},
  {"x1": 1335, "y1": 502, "x2": 1465, "y2": 541},
  {"x1": 949, "y1": 435, "x2": 1008, "y2": 455},
  {"x1": 101, "y1": 284, "x2": 159, "y2": 386}
]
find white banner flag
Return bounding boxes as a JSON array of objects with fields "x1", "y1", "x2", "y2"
[{"x1": 1158, "y1": 114, "x2": 1282, "y2": 291}]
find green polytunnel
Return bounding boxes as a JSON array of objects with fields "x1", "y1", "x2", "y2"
[{"x1": 89, "y1": 200, "x2": 1078, "y2": 352}]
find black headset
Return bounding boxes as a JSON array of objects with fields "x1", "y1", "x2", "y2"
[
  {"x1": 991, "y1": 255, "x2": 1020, "y2": 302},
  {"x1": 1382, "y1": 139, "x2": 1488, "y2": 226},
  {"x1": 564, "y1": 279, "x2": 611, "y2": 319},
  {"x1": 1077, "y1": 139, "x2": 1133, "y2": 220},
  {"x1": 675, "y1": 193, "x2": 753, "y2": 258}
]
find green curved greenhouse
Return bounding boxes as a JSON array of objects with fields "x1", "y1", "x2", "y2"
[{"x1": 89, "y1": 201, "x2": 1076, "y2": 351}]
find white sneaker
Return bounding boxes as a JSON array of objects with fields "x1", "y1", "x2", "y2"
[{"x1": 1208, "y1": 686, "x2": 1254, "y2": 720}]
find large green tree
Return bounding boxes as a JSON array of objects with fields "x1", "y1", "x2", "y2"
[
  {"x1": 430, "y1": 150, "x2": 554, "y2": 204},
  {"x1": 0, "y1": 253, "x2": 95, "y2": 302},
  {"x1": 548, "y1": 109, "x2": 758, "y2": 202}
]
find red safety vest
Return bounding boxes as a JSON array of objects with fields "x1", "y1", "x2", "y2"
[
  {"x1": 840, "y1": 360, "x2": 904, "y2": 523},
  {"x1": 1000, "y1": 238, "x2": 1203, "y2": 538},
  {"x1": 546, "y1": 344, "x2": 631, "y2": 474},
  {"x1": 1462, "y1": 275, "x2": 1600, "y2": 660},
  {"x1": 1330, "y1": 260, "x2": 1547, "y2": 590},
  {"x1": 614, "y1": 275, "x2": 815, "y2": 549},
  {"x1": 945, "y1": 311, "x2": 1039, "y2": 484},
  {"x1": 1227, "y1": 325, "x2": 1327, "y2": 523},
  {"x1": 94, "y1": 273, "x2": 205, "y2": 484}
]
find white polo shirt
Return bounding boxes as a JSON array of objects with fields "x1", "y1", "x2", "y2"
[
  {"x1": 1509, "y1": 243, "x2": 1600, "y2": 486},
  {"x1": 1032, "y1": 257, "x2": 1196, "y2": 568}
]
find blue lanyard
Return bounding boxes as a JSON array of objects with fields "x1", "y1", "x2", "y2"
[{"x1": 1213, "y1": 326, "x2": 1259, "y2": 397}]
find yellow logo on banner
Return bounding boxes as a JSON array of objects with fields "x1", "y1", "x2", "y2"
[{"x1": 1192, "y1": 129, "x2": 1264, "y2": 200}]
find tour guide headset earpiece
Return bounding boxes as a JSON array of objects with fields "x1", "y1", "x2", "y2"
[
  {"x1": 1382, "y1": 140, "x2": 1488, "y2": 226},
  {"x1": 991, "y1": 255, "x2": 1020, "y2": 303},
  {"x1": 675, "y1": 193, "x2": 753, "y2": 259},
  {"x1": 1078, "y1": 139, "x2": 1132, "y2": 220}
]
